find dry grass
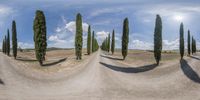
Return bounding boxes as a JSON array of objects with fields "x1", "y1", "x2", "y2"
[
  {"x1": 12, "y1": 49, "x2": 90, "y2": 73},
  {"x1": 105, "y1": 49, "x2": 180, "y2": 66}
]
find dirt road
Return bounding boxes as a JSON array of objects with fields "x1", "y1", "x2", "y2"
[{"x1": 0, "y1": 50, "x2": 200, "y2": 100}]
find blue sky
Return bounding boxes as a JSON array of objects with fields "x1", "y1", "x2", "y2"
[{"x1": 0, "y1": 0, "x2": 199, "y2": 50}]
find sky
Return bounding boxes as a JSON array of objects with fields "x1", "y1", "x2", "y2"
[{"x1": 0, "y1": 0, "x2": 199, "y2": 50}]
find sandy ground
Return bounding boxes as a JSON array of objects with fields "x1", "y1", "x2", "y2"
[
  {"x1": 12, "y1": 49, "x2": 90, "y2": 74},
  {"x1": 108, "y1": 50, "x2": 180, "y2": 66},
  {"x1": 0, "y1": 50, "x2": 200, "y2": 100}
]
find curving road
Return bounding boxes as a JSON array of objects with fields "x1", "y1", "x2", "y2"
[{"x1": 0, "y1": 50, "x2": 200, "y2": 100}]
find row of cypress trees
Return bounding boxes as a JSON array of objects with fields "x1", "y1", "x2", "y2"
[
  {"x1": 91, "y1": 31, "x2": 99, "y2": 52},
  {"x1": 101, "y1": 29, "x2": 115, "y2": 55},
  {"x1": 101, "y1": 18, "x2": 128, "y2": 60},
  {"x1": 153, "y1": 14, "x2": 199, "y2": 64},
  {"x1": 2, "y1": 31, "x2": 10, "y2": 56},
  {"x1": 188, "y1": 30, "x2": 196, "y2": 56},
  {"x1": 76, "y1": 13, "x2": 99, "y2": 60},
  {"x1": 2, "y1": 21, "x2": 18, "y2": 59},
  {"x1": 101, "y1": 15, "x2": 198, "y2": 65},
  {"x1": 152, "y1": 15, "x2": 198, "y2": 65},
  {"x1": 187, "y1": 30, "x2": 197, "y2": 55},
  {"x1": 180, "y1": 23, "x2": 197, "y2": 60},
  {"x1": 27, "y1": 11, "x2": 99, "y2": 65},
  {"x1": 191, "y1": 36, "x2": 197, "y2": 54},
  {"x1": 1, "y1": 11, "x2": 198, "y2": 66}
]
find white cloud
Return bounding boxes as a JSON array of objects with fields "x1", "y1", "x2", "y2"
[
  {"x1": 129, "y1": 38, "x2": 186, "y2": 50},
  {"x1": 163, "y1": 39, "x2": 179, "y2": 50},
  {"x1": 131, "y1": 40, "x2": 153, "y2": 50},
  {"x1": 18, "y1": 42, "x2": 34, "y2": 49},
  {"x1": 96, "y1": 31, "x2": 110, "y2": 44},
  {"x1": 96, "y1": 31, "x2": 109, "y2": 39},
  {"x1": 65, "y1": 21, "x2": 89, "y2": 33},
  {"x1": 48, "y1": 16, "x2": 89, "y2": 48}
]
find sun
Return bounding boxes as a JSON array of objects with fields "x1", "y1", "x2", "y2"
[{"x1": 174, "y1": 15, "x2": 184, "y2": 22}]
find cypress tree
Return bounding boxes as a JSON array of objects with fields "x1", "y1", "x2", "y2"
[
  {"x1": 154, "y1": 15, "x2": 162, "y2": 65},
  {"x1": 106, "y1": 37, "x2": 108, "y2": 51},
  {"x1": 3, "y1": 37, "x2": 4, "y2": 53},
  {"x1": 4, "y1": 36, "x2": 8, "y2": 54},
  {"x1": 107, "y1": 33, "x2": 110, "y2": 52},
  {"x1": 75, "y1": 13, "x2": 83, "y2": 60},
  {"x1": 187, "y1": 30, "x2": 190, "y2": 56},
  {"x1": 2, "y1": 39, "x2": 4, "y2": 53},
  {"x1": 92, "y1": 31, "x2": 95, "y2": 52},
  {"x1": 33, "y1": 10, "x2": 47, "y2": 65},
  {"x1": 111, "y1": 30, "x2": 115, "y2": 54},
  {"x1": 87, "y1": 25, "x2": 91, "y2": 55},
  {"x1": 192, "y1": 36, "x2": 194, "y2": 54},
  {"x1": 12, "y1": 20, "x2": 18, "y2": 59},
  {"x1": 122, "y1": 18, "x2": 129, "y2": 60},
  {"x1": 179, "y1": 23, "x2": 184, "y2": 59},
  {"x1": 7, "y1": 29, "x2": 10, "y2": 56},
  {"x1": 194, "y1": 39, "x2": 197, "y2": 53},
  {"x1": 192, "y1": 36, "x2": 195, "y2": 54}
]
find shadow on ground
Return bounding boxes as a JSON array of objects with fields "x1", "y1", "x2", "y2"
[
  {"x1": 189, "y1": 56, "x2": 200, "y2": 61},
  {"x1": 100, "y1": 55, "x2": 123, "y2": 61},
  {"x1": 180, "y1": 59, "x2": 200, "y2": 83},
  {"x1": 100, "y1": 62, "x2": 157, "y2": 73},
  {"x1": 16, "y1": 57, "x2": 37, "y2": 62},
  {"x1": 42, "y1": 58, "x2": 67, "y2": 66},
  {"x1": 0, "y1": 79, "x2": 4, "y2": 85}
]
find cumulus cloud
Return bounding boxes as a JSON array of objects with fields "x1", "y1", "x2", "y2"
[
  {"x1": 96, "y1": 31, "x2": 109, "y2": 39},
  {"x1": 129, "y1": 38, "x2": 186, "y2": 50},
  {"x1": 131, "y1": 40, "x2": 153, "y2": 50},
  {"x1": 163, "y1": 39, "x2": 179, "y2": 50},
  {"x1": 48, "y1": 16, "x2": 89, "y2": 48},
  {"x1": 96, "y1": 31, "x2": 109, "y2": 44},
  {"x1": 65, "y1": 21, "x2": 89, "y2": 33}
]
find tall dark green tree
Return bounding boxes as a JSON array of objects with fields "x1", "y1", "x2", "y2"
[
  {"x1": 33, "y1": 10, "x2": 47, "y2": 65},
  {"x1": 154, "y1": 15, "x2": 162, "y2": 65},
  {"x1": 92, "y1": 31, "x2": 95, "y2": 52},
  {"x1": 1, "y1": 40, "x2": 3, "y2": 52},
  {"x1": 75, "y1": 13, "x2": 83, "y2": 60},
  {"x1": 179, "y1": 23, "x2": 184, "y2": 59},
  {"x1": 4, "y1": 36, "x2": 8, "y2": 54},
  {"x1": 122, "y1": 18, "x2": 129, "y2": 60},
  {"x1": 187, "y1": 30, "x2": 191, "y2": 56},
  {"x1": 12, "y1": 20, "x2": 18, "y2": 59},
  {"x1": 7, "y1": 29, "x2": 10, "y2": 56},
  {"x1": 192, "y1": 36, "x2": 195, "y2": 54},
  {"x1": 107, "y1": 33, "x2": 110, "y2": 52},
  {"x1": 195, "y1": 39, "x2": 197, "y2": 53},
  {"x1": 87, "y1": 25, "x2": 91, "y2": 55},
  {"x1": 111, "y1": 30, "x2": 115, "y2": 54},
  {"x1": 2, "y1": 39, "x2": 5, "y2": 53}
]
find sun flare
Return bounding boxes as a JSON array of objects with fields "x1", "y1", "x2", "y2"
[{"x1": 174, "y1": 15, "x2": 184, "y2": 22}]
